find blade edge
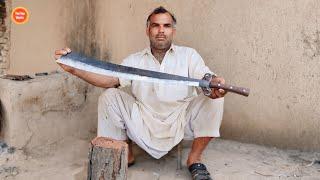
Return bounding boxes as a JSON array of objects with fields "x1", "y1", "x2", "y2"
[{"x1": 56, "y1": 57, "x2": 200, "y2": 87}]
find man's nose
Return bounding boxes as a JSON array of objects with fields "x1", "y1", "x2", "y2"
[{"x1": 158, "y1": 25, "x2": 165, "y2": 33}]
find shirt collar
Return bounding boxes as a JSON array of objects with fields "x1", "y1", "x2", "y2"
[{"x1": 142, "y1": 43, "x2": 176, "y2": 56}]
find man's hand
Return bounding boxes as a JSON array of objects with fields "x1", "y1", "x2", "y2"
[
  {"x1": 209, "y1": 77, "x2": 227, "y2": 99},
  {"x1": 54, "y1": 47, "x2": 74, "y2": 73},
  {"x1": 54, "y1": 47, "x2": 120, "y2": 88}
]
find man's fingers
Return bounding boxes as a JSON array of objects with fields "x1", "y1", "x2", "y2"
[
  {"x1": 219, "y1": 78, "x2": 225, "y2": 84},
  {"x1": 218, "y1": 89, "x2": 225, "y2": 94},
  {"x1": 208, "y1": 76, "x2": 227, "y2": 99},
  {"x1": 213, "y1": 88, "x2": 227, "y2": 98},
  {"x1": 216, "y1": 77, "x2": 225, "y2": 84},
  {"x1": 54, "y1": 50, "x2": 66, "y2": 60},
  {"x1": 54, "y1": 48, "x2": 72, "y2": 60},
  {"x1": 54, "y1": 54, "x2": 61, "y2": 60},
  {"x1": 214, "y1": 89, "x2": 223, "y2": 98},
  {"x1": 54, "y1": 49, "x2": 61, "y2": 55},
  {"x1": 65, "y1": 47, "x2": 71, "y2": 53},
  {"x1": 55, "y1": 47, "x2": 71, "y2": 55},
  {"x1": 212, "y1": 77, "x2": 225, "y2": 85},
  {"x1": 55, "y1": 49, "x2": 68, "y2": 55}
]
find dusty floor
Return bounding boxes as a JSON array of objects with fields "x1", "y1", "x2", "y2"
[{"x1": 0, "y1": 138, "x2": 320, "y2": 180}]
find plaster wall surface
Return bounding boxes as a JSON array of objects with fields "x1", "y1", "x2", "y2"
[
  {"x1": 87, "y1": 0, "x2": 320, "y2": 151},
  {"x1": 3, "y1": 0, "x2": 320, "y2": 151},
  {"x1": 0, "y1": 73, "x2": 103, "y2": 153},
  {"x1": 6, "y1": 0, "x2": 68, "y2": 75}
]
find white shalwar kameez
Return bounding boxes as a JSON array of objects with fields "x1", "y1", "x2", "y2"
[{"x1": 98, "y1": 45, "x2": 224, "y2": 159}]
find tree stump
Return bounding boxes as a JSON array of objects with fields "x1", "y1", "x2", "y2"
[{"x1": 87, "y1": 137, "x2": 128, "y2": 180}]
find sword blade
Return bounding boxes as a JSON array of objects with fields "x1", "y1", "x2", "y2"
[
  {"x1": 57, "y1": 52, "x2": 203, "y2": 87},
  {"x1": 56, "y1": 52, "x2": 250, "y2": 96}
]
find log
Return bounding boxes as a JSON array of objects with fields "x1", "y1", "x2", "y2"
[{"x1": 87, "y1": 137, "x2": 128, "y2": 180}]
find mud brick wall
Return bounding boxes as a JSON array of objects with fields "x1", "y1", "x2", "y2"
[{"x1": 0, "y1": 0, "x2": 10, "y2": 75}]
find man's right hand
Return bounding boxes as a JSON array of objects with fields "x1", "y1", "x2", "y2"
[
  {"x1": 54, "y1": 47, "x2": 74, "y2": 73},
  {"x1": 53, "y1": 47, "x2": 120, "y2": 88}
]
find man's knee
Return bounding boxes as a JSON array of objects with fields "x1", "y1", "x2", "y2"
[
  {"x1": 192, "y1": 95, "x2": 224, "y2": 110},
  {"x1": 209, "y1": 97, "x2": 224, "y2": 108}
]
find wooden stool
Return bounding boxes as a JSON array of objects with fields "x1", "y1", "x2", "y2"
[{"x1": 87, "y1": 137, "x2": 128, "y2": 180}]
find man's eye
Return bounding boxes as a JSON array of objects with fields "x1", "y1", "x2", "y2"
[
  {"x1": 151, "y1": 24, "x2": 159, "y2": 27},
  {"x1": 164, "y1": 24, "x2": 172, "y2": 28}
]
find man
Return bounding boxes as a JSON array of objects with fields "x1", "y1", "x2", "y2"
[{"x1": 55, "y1": 6, "x2": 226, "y2": 180}]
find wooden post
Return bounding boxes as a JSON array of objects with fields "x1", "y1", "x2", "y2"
[{"x1": 87, "y1": 137, "x2": 128, "y2": 180}]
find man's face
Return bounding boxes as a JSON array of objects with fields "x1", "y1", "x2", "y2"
[{"x1": 146, "y1": 13, "x2": 176, "y2": 50}]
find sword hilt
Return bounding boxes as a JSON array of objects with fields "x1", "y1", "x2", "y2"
[
  {"x1": 209, "y1": 82, "x2": 250, "y2": 97},
  {"x1": 201, "y1": 73, "x2": 250, "y2": 97},
  {"x1": 201, "y1": 73, "x2": 214, "y2": 96}
]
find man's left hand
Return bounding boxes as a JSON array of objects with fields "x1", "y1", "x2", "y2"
[{"x1": 209, "y1": 77, "x2": 227, "y2": 99}]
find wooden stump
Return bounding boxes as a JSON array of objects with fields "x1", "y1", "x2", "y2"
[{"x1": 87, "y1": 137, "x2": 128, "y2": 180}]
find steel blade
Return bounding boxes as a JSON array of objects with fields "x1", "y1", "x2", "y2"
[{"x1": 56, "y1": 52, "x2": 207, "y2": 87}]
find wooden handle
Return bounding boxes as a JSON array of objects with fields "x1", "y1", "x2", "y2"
[{"x1": 209, "y1": 82, "x2": 250, "y2": 97}]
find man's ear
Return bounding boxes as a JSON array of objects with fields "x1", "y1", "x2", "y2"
[{"x1": 172, "y1": 28, "x2": 176, "y2": 36}]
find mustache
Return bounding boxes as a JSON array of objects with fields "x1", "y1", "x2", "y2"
[{"x1": 155, "y1": 34, "x2": 166, "y2": 38}]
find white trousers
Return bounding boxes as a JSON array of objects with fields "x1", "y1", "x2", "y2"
[{"x1": 97, "y1": 88, "x2": 224, "y2": 158}]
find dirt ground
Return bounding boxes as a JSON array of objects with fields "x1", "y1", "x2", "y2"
[{"x1": 0, "y1": 138, "x2": 320, "y2": 180}]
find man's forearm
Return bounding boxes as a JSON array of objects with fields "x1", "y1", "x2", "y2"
[{"x1": 71, "y1": 68, "x2": 119, "y2": 88}]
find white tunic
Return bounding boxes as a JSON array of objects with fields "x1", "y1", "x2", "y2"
[{"x1": 118, "y1": 45, "x2": 215, "y2": 157}]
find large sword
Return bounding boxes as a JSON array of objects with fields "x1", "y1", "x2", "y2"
[{"x1": 57, "y1": 52, "x2": 250, "y2": 97}]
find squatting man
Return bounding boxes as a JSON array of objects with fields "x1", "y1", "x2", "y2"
[{"x1": 55, "y1": 6, "x2": 227, "y2": 180}]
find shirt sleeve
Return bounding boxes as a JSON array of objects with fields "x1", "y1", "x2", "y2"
[
  {"x1": 119, "y1": 56, "x2": 133, "y2": 87},
  {"x1": 189, "y1": 49, "x2": 217, "y2": 79}
]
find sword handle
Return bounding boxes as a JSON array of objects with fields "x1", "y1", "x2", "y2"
[{"x1": 209, "y1": 82, "x2": 250, "y2": 97}]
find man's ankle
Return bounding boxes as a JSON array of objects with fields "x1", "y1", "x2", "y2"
[{"x1": 187, "y1": 155, "x2": 201, "y2": 167}]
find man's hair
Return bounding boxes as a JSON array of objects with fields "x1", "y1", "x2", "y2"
[{"x1": 146, "y1": 6, "x2": 177, "y2": 27}]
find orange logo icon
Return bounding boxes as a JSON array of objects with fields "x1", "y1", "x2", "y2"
[{"x1": 11, "y1": 7, "x2": 29, "y2": 24}]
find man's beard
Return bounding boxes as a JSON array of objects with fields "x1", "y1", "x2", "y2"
[{"x1": 150, "y1": 38, "x2": 172, "y2": 50}]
